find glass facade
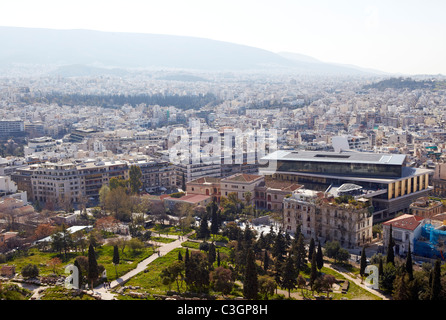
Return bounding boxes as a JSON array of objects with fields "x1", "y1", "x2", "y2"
[{"x1": 273, "y1": 160, "x2": 402, "y2": 178}]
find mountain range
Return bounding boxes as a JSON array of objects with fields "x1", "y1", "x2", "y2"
[{"x1": 0, "y1": 26, "x2": 388, "y2": 76}]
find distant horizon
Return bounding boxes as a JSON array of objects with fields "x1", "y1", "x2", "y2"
[{"x1": 0, "y1": 0, "x2": 445, "y2": 75}]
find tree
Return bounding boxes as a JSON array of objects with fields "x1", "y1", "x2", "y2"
[
  {"x1": 87, "y1": 243, "x2": 99, "y2": 290},
  {"x1": 185, "y1": 251, "x2": 209, "y2": 293},
  {"x1": 104, "y1": 186, "x2": 132, "y2": 221},
  {"x1": 297, "y1": 274, "x2": 307, "y2": 297},
  {"x1": 360, "y1": 247, "x2": 367, "y2": 279},
  {"x1": 431, "y1": 259, "x2": 442, "y2": 300},
  {"x1": 48, "y1": 257, "x2": 62, "y2": 274},
  {"x1": 393, "y1": 273, "x2": 410, "y2": 300},
  {"x1": 272, "y1": 230, "x2": 287, "y2": 263},
  {"x1": 34, "y1": 223, "x2": 55, "y2": 241},
  {"x1": 263, "y1": 250, "x2": 270, "y2": 272},
  {"x1": 243, "y1": 249, "x2": 258, "y2": 300},
  {"x1": 258, "y1": 275, "x2": 276, "y2": 300},
  {"x1": 113, "y1": 245, "x2": 120, "y2": 279},
  {"x1": 281, "y1": 254, "x2": 297, "y2": 298},
  {"x1": 309, "y1": 251, "x2": 318, "y2": 289},
  {"x1": 208, "y1": 242, "x2": 216, "y2": 267},
  {"x1": 128, "y1": 165, "x2": 142, "y2": 195},
  {"x1": 198, "y1": 216, "x2": 210, "y2": 240},
  {"x1": 316, "y1": 242, "x2": 323, "y2": 271},
  {"x1": 386, "y1": 225, "x2": 395, "y2": 265},
  {"x1": 379, "y1": 262, "x2": 396, "y2": 293},
  {"x1": 210, "y1": 266, "x2": 233, "y2": 296},
  {"x1": 161, "y1": 260, "x2": 185, "y2": 292},
  {"x1": 406, "y1": 242, "x2": 414, "y2": 281},
  {"x1": 21, "y1": 264, "x2": 39, "y2": 278},
  {"x1": 308, "y1": 238, "x2": 315, "y2": 261},
  {"x1": 293, "y1": 233, "x2": 307, "y2": 273}
]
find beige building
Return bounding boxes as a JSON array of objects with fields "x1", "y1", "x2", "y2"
[
  {"x1": 283, "y1": 189, "x2": 374, "y2": 248},
  {"x1": 220, "y1": 173, "x2": 265, "y2": 205},
  {"x1": 410, "y1": 197, "x2": 443, "y2": 219},
  {"x1": 31, "y1": 160, "x2": 128, "y2": 206}
]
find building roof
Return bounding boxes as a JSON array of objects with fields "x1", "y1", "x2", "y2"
[
  {"x1": 221, "y1": 173, "x2": 263, "y2": 183},
  {"x1": 383, "y1": 214, "x2": 424, "y2": 231},
  {"x1": 188, "y1": 176, "x2": 221, "y2": 184},
  {"x1": 262, "y1": 150, "x2": 406, "y2": 166}
]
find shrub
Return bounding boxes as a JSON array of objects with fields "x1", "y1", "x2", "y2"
[{"x1": 21, "y1": 264, "x2": 39, "y2": 278}]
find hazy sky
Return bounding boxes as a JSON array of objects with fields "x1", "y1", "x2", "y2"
[{"x1": 1, "y1": 0, "x2": 445, "y2": 75}]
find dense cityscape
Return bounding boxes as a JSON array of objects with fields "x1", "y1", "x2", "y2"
[
  {"x1": 1, "y1": 2, "x2": 446, "y2": 312},
  {"x1": 1, "y1": 67, "x2": 446, "y2": 305}
]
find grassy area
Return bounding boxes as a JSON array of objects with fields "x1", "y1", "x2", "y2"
[
  {"x1": 150, "y1": 236, "x2": 177, "y2": 244},
  {"x1": 95, "y1": 245, "x2": 155, "y2": 281},
  {"x1": 149, "y1": 224, "x2": 192, "y2": 236},
  {"x1": 119, "y1": 247, "x2": 187, "y2": 298},
  {"x1": 0, "y1": 244, "x2": 154, "y2": 281},
  {"x1": 40, "y1": 287, "x2": 96, "y2": 300}
]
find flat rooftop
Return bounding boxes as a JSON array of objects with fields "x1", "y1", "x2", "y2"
[{"x1": 262, "y1": 150, "x2": 406, "y2": 166}]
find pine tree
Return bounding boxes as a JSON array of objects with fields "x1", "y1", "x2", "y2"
[
  {"x1": 87, "y1": 243, "x2": 99, "y2": 290},
  {"x1": 243, "y1": 249, "x2": 258, "y2": 300},
  {"x1": 272, "y1": 230, "x2": 287, "y2": 263},
  {"x1": 316, "y1": 242, "x2": 323, "y2": 271},
  {"x1": 393, "y1": 273, "x2": 410, "y2": 300},
  {"x1": 294, "y1": 233, "x2": 307, "y2": 272},
  {"x1": 281, "y1": 254, "x2": 297, "y2": 298}
]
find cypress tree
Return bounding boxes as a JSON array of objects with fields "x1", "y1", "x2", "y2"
[
  {"x1": 405, "y1": 242, "x2": 413, "y2": 281},
  {"x1": 113, "y1": 245, "x2": 120, "y2": 278},
  {"x1": 386, "y1": 225, "x2": 395, "y2": 265},
  {"x1": 243, "y1": 249, "x2": 258, "y2": 300},
  {"x1": 208, "y1": 242, "x2": 216, "y2": 266},
  {"x1": 308, "y1": 238, "x2": 315, "y2": 261},
  {"x1": 309, "y1": 251, "x2": 318, "y2": 288},
  {"x1": 360, "y1": 247, "x2": 367, "y2": 277},
  {"x1": 74, "y1": 259, "x2": 83, "y2": 289},
  {"x1": 263, "y1": 250, "x2": 269, "y2": 272},
  {"x1": 217, "y1": 250, "x2": 221, "y2": 267},
  {"x1": 316, "y1": 242, "x2": 323, "y2": 271},
  {"x1": 431, "y1": 259, "x2": 442, "y2": 300},
  {"x1": 87, "y1": 243, "x2": 99, "y2": 290}
]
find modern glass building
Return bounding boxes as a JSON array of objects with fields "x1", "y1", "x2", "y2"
[{"x1": 260, "y1": 150, "x2": 433, "y2": 223}]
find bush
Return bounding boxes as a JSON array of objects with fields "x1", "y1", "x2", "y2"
[
  {"x1": 199, "y1": 241, "x2": 210, "y2": 252},
  {"x1": 21, "y1": 264, "x2": 39, "y2": 278}
]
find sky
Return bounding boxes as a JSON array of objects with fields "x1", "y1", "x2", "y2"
[{"x1": 1, "y1": 0, "x2": 445, "y2": 75}]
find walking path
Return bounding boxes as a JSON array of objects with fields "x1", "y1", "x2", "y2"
[
  {"x1": 93, "y1": 233, "x2": 190, "y2": 300},
  {"x1": 324, "y1": 263, "x2": 390, "y2": 300}
]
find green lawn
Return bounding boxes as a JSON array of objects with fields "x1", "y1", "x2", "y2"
[{"x1": 0, "y1": 244, "x2": 154, "y2": 281}]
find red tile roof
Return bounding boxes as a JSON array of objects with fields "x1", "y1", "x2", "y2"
[{"x1": 383, "y1": 214, "x2": 424, "y2": 231}]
